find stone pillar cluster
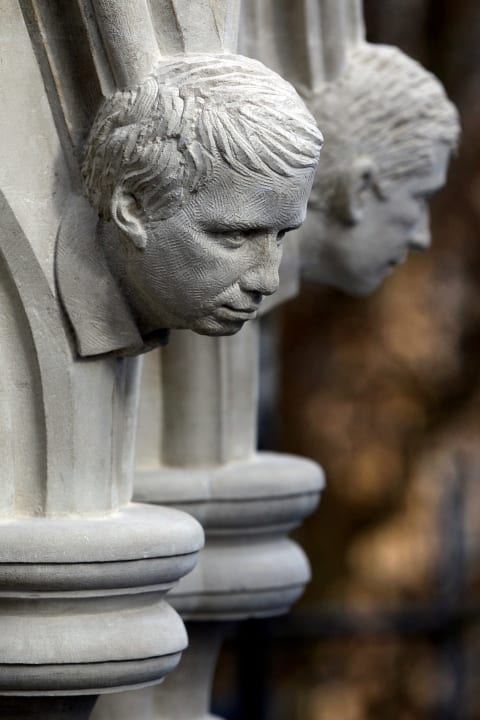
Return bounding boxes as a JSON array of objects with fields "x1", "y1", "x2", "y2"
[
  {"x1": 0, "y1": 0, "x2": 458, "y2": 718},
  {"x1": 93, "y1": 323, "x2": 324, "y2": 720}
]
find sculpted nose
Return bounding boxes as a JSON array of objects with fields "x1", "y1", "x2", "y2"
[
  {"x1": 410, "y1": 232, "x2": 430, "y2": 251},
  {"x1": 409, "y1": 210, "x2": 431, "y2": 251},
  {"x1": 240, "y1": 233, "x2": 281, "y2": 297}
]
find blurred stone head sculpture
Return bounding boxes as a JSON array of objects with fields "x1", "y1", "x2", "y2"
[
  {"x1": 300, "y1": 44, "x2": 459, "y2": 296},
  {"x1": 57, "y1": 54, "x2": 322, "y2": 358}
]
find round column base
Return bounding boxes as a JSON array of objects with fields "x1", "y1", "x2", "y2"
[
  {"x1": 0, "y1": 596, "x2": 185, "y2": 696},
  {"x1": 171, "y1": 535, "x2": 311, "y2": 620},
  {"x1": 0, "y1": 503, "x2": 204, "y2": 696},
  {"x1": 93, "y1": 623, "x2": 226, "y2": 720}
]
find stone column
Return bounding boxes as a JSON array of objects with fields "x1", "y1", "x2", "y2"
[
  {"x1": 88, "y1": 0, "x2": 325, "y2": 715},
  {"x1": 3, "y1": 0, "x2": 325, "y2": 716},
  {"x1": 94, "y1": 327, "x2": 324, "y2": 720},
  {"x1": 95, "y1": 624, "x2": 225, "y2": 720},
  {"x1": 239, "y1": 0, "x2": 356, "y2": 87},
  {"x1": 0, "y1": 2, "x2": 204, "y2": 717},
  {"x1": 0, "y1": 152, "x2": 202, "y2": 716}
]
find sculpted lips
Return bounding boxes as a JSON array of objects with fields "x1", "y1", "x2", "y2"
[{"x1": 215, "y1": 304, "x2": 259, "y2": 321}]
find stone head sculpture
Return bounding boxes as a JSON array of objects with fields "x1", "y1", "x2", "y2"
[
  {"x1": 61, "y1": 54, "x2": 322, "y2": 356},
  {"x1": 299, "y1": 44, "x2": 459, "y2": 296}
]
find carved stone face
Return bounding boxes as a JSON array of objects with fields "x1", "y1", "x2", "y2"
[
  {"x1": 301, "y1": 142, "x2": 451, "y2": 296},
  {"x1": 111, "y1": 160, "x2": 315, "y2": 335}
]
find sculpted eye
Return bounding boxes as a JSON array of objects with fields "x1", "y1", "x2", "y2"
[
  {"x1": 224, "y1": 233, "x2": 247, "y2": 248},
  {"x1": 208, "y1": 226, "x2": 293, "y2": 248},
  {"x1": 206, "y1": 227, "x2": 247, "y2": 247},
  {"x1": 216, "y1": 227, "x2": 263, "y2": 248}
]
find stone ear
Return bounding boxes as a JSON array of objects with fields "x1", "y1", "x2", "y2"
[
  {"x1": 337, "y1": 156, "x2": 377, "y2": 225},
  {"x1": 110, "y1": 188, "x2": 148, "y2": 250}
]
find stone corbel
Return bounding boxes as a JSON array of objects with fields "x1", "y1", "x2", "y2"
[
  {"x1": 298, "y1": 0, "x2": 459, "y2": 296},
  {"x1": 56, "y1": 7, "x2": 321, "y2": 358},
  {"x1": 91, "y1": 1, "x2": 325, "y2": 718},
  {"x1": 0, "y1": 1, "x2": 209, "y2": 717},
  {"x1": 242, "y1": 0, "x2": 459, "y2": 298},
  {"x1": 0, "y1": 0, "x2": 322, "y2": 716},
  {"x1": 0, "y1": 155, "x2": 203, "y2": 716}
]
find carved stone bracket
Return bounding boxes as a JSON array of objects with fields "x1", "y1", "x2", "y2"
[
  {"x1": 0, "y1": 1, "x2": 205, "y2": 715},
  {"x1": 240, "y1": 0, "x2": 459, "y2": 298},
  {"x1": 2, "y1": 0, "x2": 324, "y2": 716}
]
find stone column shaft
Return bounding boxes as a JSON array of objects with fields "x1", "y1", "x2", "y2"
[
  {"x1": 94, "y1": 324, "x2": 323, "y2": 720},
  {"x1": 0, "y1": 1, "x2": 203, "y2": 715},
  {"x1": 92, "y1": 0, "x2": 325, "y2": 717}
]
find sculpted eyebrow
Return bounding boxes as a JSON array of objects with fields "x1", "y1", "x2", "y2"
[{"x1": 203, "y1": 221, "x2": 303, "y2": 234}]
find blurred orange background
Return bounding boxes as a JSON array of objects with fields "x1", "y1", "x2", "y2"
[{"x1": 213, "y1": 2, "x2": 480, "y2": 719}]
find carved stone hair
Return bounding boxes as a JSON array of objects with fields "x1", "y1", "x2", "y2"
[
  {"x1": 83, "y1": 54, "x2": 323, "y2": 221},
  {"x1": 305, "y1": 44, "x2": 460, "y2": 210}
]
